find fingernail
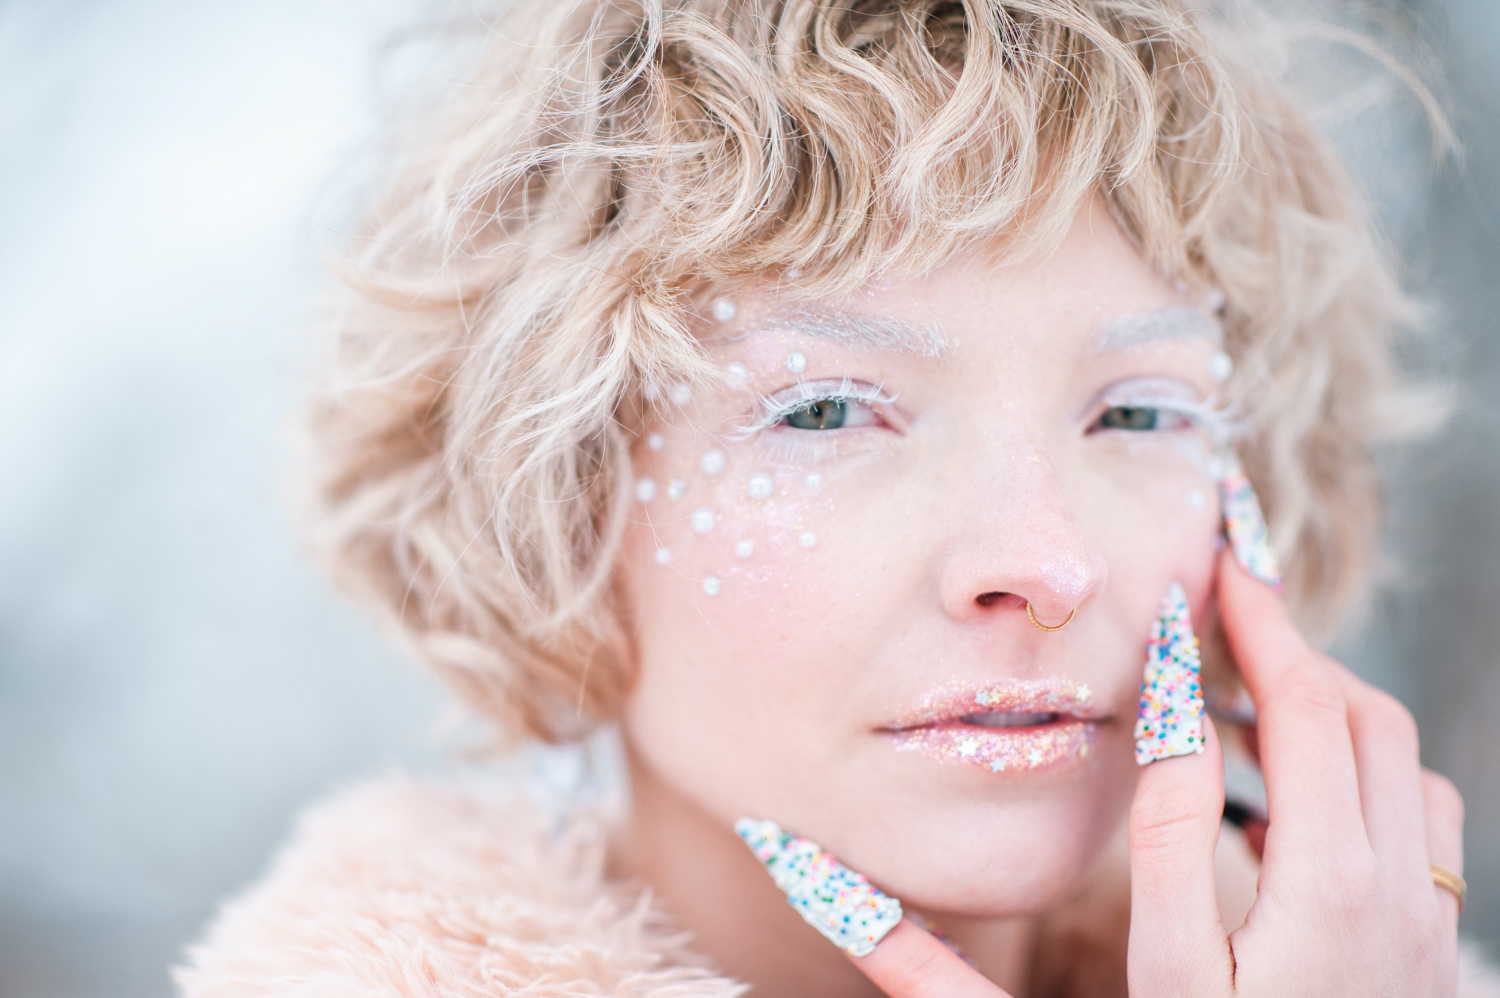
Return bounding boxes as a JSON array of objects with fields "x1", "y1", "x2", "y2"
[
  {"x1": 1134, "y1": 582, "x2": 1206, "y2": 766},
  {"x1": 735, "y1": 817, "x2": 903, "y2": 956},
  {"x1": 1215, "y1": 451, "x2": 1283, "y2": 589}
]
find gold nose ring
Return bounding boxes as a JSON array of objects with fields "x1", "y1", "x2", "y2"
[{"x1": 1027, "y1": 603, "x2": 1077, "y2": 632}]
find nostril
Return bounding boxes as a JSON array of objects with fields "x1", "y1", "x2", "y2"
[{"x1": 975, "y1": 591, "x2": 1007, "y2": 608}]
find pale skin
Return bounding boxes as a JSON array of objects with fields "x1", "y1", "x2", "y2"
[{"x1": 612, "y1": 199, "x2": 1464, "y2": 995}]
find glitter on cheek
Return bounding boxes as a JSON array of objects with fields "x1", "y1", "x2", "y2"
[
  {"x1": 691, "y1": 508, "x2": 717, "y2": 534},
  {"x1": 635, "y1": 477, "x2": 656, "y2": 502},
  {"x1": 667, "y1": 480, "x2": 687, "y2": 501},
  {"x1": 890, "y1": 722, "x2": 1094, "y2": 772},
  {"x1": 700, "y1": 448, "x2": 727, "y2": 475},
  {"x1": 786, "y1": 352, "x2": 807, "y2": 374},
  {"x1": 1209, "y1": 351, "x2": 1233, "y2": 382},
  {"x1": 746, "y1": 473, "x2": 774, "y2": 500}
]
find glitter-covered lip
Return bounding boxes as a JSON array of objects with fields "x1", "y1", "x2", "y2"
[
  {"x1": 879, "y1": 679, "x2": 1109, "y2": 774},
  {"x1": 882, "y1": 677, "x2": 1112, "y2": 731}
]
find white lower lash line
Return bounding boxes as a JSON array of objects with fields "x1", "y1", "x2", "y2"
[{"x1": 1104, "y1": 395, "x2": 1241, "y2": 443}]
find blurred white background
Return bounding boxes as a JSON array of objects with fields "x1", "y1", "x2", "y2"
[{"x1": 0, "y1": 2, "x2": 1497, "y2": 996}]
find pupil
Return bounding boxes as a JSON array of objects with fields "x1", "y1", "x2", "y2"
[{"x1": 786, "y1": 399, "x2": 847, "y2": 430}]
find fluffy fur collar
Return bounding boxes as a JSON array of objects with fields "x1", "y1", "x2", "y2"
[{"x1": 176, "y1": 777, "x2": 1500, "y2": 998}]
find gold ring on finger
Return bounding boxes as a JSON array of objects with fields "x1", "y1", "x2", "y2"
[{"x1": 1431, "y1": 865, "x2": 1467, "y2": 915}]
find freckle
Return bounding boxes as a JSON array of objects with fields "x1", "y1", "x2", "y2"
[
  {"x1": 1210, "y1": 351, "x2": 1233, "y2": 382},
  {"x1": 747, "y1": 473, "x2": 773, "y2": 500},
  {"x1": 700, "y1": 448, "x2": 726, "y2": 475},
  {"x1": 785, "y1": 352, "x2": 807, "y2": 374},
  {"x1": 669, "y1": 383, "x2": 692, "y2": 406},
  {"x1": 798, "y1": 531, "x2": 817, "y2": 549},
  {"x1": 803, "y1": 472, "x2": 822, "y2": 490},
  {"x1": 735, "y1": 539, "x2": 754, "y2": 558},
  {"x1": 703, "y1": 575, "x2": 722, "y2": 596},
  {"x1": 711, "y1": 297, "x2": 737, "y2": 322},
  {"x1": 691, "y1": 508, "x2": 716, "y2": 534},
  {"x1": 726, "y1": 361, "x2": 749, "y2": 380},
  {"x1": 1187, "y1": 489, "x2": 1206, "y2": 510},
  {"x1": 647, "y1": 433, "x2": 664, "y2": 451},
  {"x1": 667, "y1": 480, "x2": 687, "y2": 500},
  {"x1": 655, "y1": 547, "x2": 672, "y2": 565},
  {"x1": 635, "y1": 477, "x2": 656, "y2": 502}
]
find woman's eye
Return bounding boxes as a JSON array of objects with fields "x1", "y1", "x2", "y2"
[
  {"x1": 779, "y1": 397, "x2": 879, "y2": 430},
  {"x1": 1093, "y1": 405, "x2": 1191, "y2": 432}
]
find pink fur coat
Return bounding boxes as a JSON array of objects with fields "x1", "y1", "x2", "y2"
[{"x1": 176, "y1": 778, "x2": 1500, "y2": 997}]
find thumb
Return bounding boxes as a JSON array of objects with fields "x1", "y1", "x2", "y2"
[{"x1": 1128, "y1": 716, "x2": 1235, "y2": 996}]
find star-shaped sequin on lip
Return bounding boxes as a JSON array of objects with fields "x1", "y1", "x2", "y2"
[
  {"x1": 989, "y1": 758, "x2": 1006, "y2": 772},
  {"x1": 1027, "y1": 748, "x2": 1044, "y2": 765},
  {"x1": 958, "y1": 737, "x2": 979, "y2": 758},
  {"x1": 975, "y1": 689, "x2": 995, "y2": 706},
  {"x1": 1076, "y1": 683, "x2": 1091, "y2": 703}
]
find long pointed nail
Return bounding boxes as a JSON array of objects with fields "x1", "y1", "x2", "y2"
[
  {"x1": 1215, "y1": 451, "x2": 1282, "y2": 589},
  {"x1": 735, "y1": 818, "x2": 903, "y2": 956},
  {"x1": 1134, "y1": 582, "x2": 1206, "y2": 765}
]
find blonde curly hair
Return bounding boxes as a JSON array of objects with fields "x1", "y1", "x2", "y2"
[{"x1": 304, "y1": 0, "x2": 1440, "y2": 743}]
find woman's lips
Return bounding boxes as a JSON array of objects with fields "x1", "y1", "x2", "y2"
[{"x1": 883, "y1": 678, "x2": 1107, "y2": 773}]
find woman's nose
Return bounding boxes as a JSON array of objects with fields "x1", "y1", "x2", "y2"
[{"x1": 938, "y1": 452, "x2": 1108, "y2": 627}]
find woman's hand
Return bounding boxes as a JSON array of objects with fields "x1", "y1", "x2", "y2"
[{"x1": 1128, "y1": 549, "x2": 1465, "y2": 996}]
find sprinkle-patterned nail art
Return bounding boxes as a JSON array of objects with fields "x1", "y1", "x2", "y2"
[
  {"x1": 1134, "y1": 582, "x2": 1205, "y2": 765},
  {"x1": 735, "y1": 818, "x2": 903, "y2": 956},
  {"x1": 1217, "y1": 451, "x2": 1282, "y2": 589}
]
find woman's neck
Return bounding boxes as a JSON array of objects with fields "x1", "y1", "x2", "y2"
[{"x1": 611, "y1": 750, "x2": 1038, "y2": 996}]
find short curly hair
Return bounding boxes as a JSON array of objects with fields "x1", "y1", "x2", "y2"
[{"x1": 302, "y1": 0, "x2": 1441, "y2": 743}]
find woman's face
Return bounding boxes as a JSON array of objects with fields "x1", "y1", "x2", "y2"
[{"x1": 619, "y1": 199, "x2": 1229, "y2": 915}]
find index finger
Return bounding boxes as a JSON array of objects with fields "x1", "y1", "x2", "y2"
[
  {"x1": 1216, "y1": 551, "x2": 1367, "y2": 854},
  {"x1": 851, "y1": 920, "x2": 1014, "y2": 998}
]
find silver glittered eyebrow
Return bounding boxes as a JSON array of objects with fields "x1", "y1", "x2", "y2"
[
  {"x1": 744, "y1": 308, "x2": 949, "y2": 359},
  {"x1": 1094, "y1": 306, "x2": 1223, "y2": 354}
]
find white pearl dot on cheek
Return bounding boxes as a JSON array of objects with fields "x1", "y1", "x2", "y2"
[
  {"x1": 703, "y1": 574, "x2": 721, "y2": 596},
  {"x1": 735, "y1": 539, "x2": 754, "y2": 558},
  {"x1": 799, "y1": 530, "x2": 817, "y2": 549},
  {"x1": 667, "y1": 480, "x2": 687, "y2": 500},
  {"x1": 803, "y1": 472, "x2": 822, "y2": 490},
  {"x1": 700, "y1": 448, "x2": 726, "y2": 475},
  {"x1": 669, "y1": 383, "x2": 692, "y2": 406},
  {"x1": 647, "y1": 433, "x2": 664, "y2": 451},
  {"x1": 635, "y1": 477, "x2": 656, "y2": 502},
  {"x1": 1187, "y1": 489, "x2": 1206, "y2": 510},
  {"x1": 746, "y1": 473, "x2": 773, "y2": 500},
  {"x1": 1210, "y1": 351, "x2": 1233, "y2": 382},
  {"x1": 726, "y1": 361, "x2": 749, "y2": 380},
  {"x1": 655, "y1": 547, "x2": 672, "y2": 565},
  {"x1": 786, "y1": 352, "x2": 807, "y2": 374},
  {"x1": 691, "y1": 508, "x2": 716, "y2": 534},
  {"x1": 711, "y1": 297, "x2": 737, "y2": 322}
]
